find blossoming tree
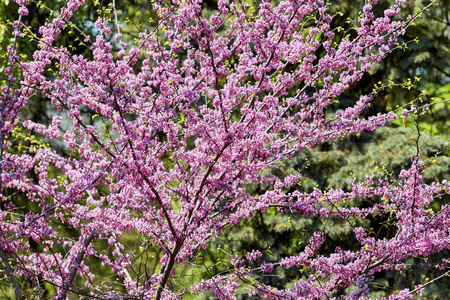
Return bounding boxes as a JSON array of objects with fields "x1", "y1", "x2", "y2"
[{"x1": 1, "y1": 0, "x2": 449, "y2": 298}]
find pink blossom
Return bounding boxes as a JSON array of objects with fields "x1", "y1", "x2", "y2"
[{"x1": 260, "y1": 262, "x2": 273, "y2": 274}]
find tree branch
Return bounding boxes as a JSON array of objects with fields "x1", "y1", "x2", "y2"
[{"x1": 57, "y1": 230, "x2": 96, "y2": 300}]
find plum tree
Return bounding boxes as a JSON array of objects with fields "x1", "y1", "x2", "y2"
[{"x1": 0, "y1": 0, "x2": 449, "y2": 299}]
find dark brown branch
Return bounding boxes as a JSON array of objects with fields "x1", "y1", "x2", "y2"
[
  {"x1": 155, "y1": 241, "x2": 183, "y2": 300},
  {"x1": 0, "y1": 247, "x2": 22, "y2": 300},
  {"x1": 57, "y1": 230, "x2": 96, "y2": 300}
]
